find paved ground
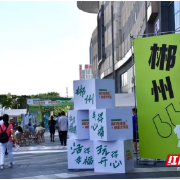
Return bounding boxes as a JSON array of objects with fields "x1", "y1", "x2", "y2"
[{"x1": 1, "y1": 132, "x2": 180, "y2": 179}]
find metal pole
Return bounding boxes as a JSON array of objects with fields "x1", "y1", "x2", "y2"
[
  {"x1": 145, "y1": 1, "x2": 148, "y2": 34},
  {"x1": 130, "y1": 35, "x2": 138, "y2": 165},
  {"x1": 130, "y1": 29, "x2": 180, "y2": 39},
  {"x1": 111, "y1": 4, "x2": 115, "y2": 80}
]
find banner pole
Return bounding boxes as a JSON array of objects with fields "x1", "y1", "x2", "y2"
[
  {"x1": 130, "y1": 29, "x2": 180, "y2": 38},
  {"x1": 130, "y1": 34, "x2": 139, "y2": 165}
]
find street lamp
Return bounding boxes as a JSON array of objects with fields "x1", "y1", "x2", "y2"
[{"x1": 17, "y1": 104, "x2": 20, "y2": 109}]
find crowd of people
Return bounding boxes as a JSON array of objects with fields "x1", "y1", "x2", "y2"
[
  {"x1": 0, "y1": 109, "x2": 138, "y2": 170},
  {"x1": 0, "y1": 114, "x2": 40, "y2": 170},
  {"x1": 48, "y1": 111, "x2": 68, "y2": 146}
]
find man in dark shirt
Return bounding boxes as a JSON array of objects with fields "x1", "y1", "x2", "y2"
[{"x1": 132, "y1": 108, "x2": 139, "y2": 154}]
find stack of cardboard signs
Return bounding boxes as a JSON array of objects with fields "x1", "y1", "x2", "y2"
[{"x1": 67, "y1": 79, "x2": 134, "y2": 173}]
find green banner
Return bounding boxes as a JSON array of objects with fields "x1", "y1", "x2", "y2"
[
  {"x1": 134, "y1": 33, "x2": 180, "y2": 159},
  {"x1": 27, "y1": 98, "x2": 74, "y2": 107}
]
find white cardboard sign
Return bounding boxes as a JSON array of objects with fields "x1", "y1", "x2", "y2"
[
  {"x1": 68, "y1": 110, "x2": 89, "y2": 140},
  {"x1": 89, "y1": 108, "x2": 133, "y2": 141},
  {"x1": 73, "y1": 79, "x2": 115, "y2": 110},
  {"x1": 93, "y1": 140, "x2": 134, "y2": 173},
  {"x1": 67, "y1": 139, "x2": 94, "y2": 169}
]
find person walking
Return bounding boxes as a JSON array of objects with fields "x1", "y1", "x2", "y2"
[
  {"x1": 57, "y1": 113, "x2": 62, "y2": 142},
  {"x1": 49, "y1": 116, "x2": 56, "y2": 142},
  {"x1": 0, "y1": 116, "x2": 9, "y2": 156},
  {"x1": 58, "y1": 111, "x2": 68, "y2": 146},
  {"x1": 0, "y1": 116, "x2": 3, "y2": 125},
  {"x1": 0, "y1": 114, "x2": 14, "y2": 170}
]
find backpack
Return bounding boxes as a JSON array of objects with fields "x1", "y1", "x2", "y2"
[{"x1": 0, "y1": 125, "x2": 10, "y2": 143}]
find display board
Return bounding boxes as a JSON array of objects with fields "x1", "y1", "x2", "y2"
[
  {"x1": 27, "y1": 98, "x2": 73, "y2": 107},
  {"x1": 134, "y1": 33, "x2": 180, "y2": 159}
]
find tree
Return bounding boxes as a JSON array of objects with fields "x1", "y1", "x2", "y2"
[{"x1": 53, "y1": 106, "x2": 70, "y2": 116}]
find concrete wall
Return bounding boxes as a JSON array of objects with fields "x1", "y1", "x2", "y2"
[{"x1": 90, "y1": 1, "x2": 177, "y2": 94}]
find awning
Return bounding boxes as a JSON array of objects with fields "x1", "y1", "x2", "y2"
[
  {"x1": 77, "y1": 1, "x2": 99, "y2": 14},
  {"x1": 4, "y1": 109, "x2": 27, "y2": 117}
]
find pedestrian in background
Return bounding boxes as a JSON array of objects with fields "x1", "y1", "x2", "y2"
[
  {"x1": 0, "y1": 114, "x2": 14, "y2": 170},
  {"x1": 28, "y1": 123, "x2": 35, "y2": 135},
  {"x1": 1, "y1": 117, "x2": 8, "y2": 155},
  {"x1": 0, "y1": 116, "x2": 3, "y2": 125},
  {"x1": 57, "y1": 113, "x2": 62, "y2": 142},
  {"x1": 49, "y1": 116, "x2": 56, "y2": 142},
  {"x1": 58, "y1": 111, "x2": 68, "y2": 146},
  {"x1": 132, "y1": 108, "x2": 139, "y2": 154}
]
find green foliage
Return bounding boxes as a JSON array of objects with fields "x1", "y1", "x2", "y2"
[
  {"x1": 53, "y1": 106, "x2": 70, "y2": 116},
  {"x1": 31, "y1": 92, "x2": 60, "y2": 99}
]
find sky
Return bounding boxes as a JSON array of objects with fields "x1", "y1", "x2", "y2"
[{"x1": 0, "y1": 1, "x2": 97, "y2": 97}]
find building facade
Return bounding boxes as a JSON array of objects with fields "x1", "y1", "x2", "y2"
[
  {"x1": 79, "y1": 64, "x2": 93, "y2": 80},
  {"x1": 77, "y1": 1, "x2": 177, "y2": 93}
]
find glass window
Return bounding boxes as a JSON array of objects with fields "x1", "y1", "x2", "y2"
[
  {"x1": 175, "y1": 11, "x2": 180, "y2": 30},
  {"x1": 121, "y1": 72, "x2": 127, "y2": 87},
  {"x1": 174, "y1": 2, "x2": 180, "y2": 31},
  {"x1": 174, "y1": 1, "x2": 180, "y2": 14}
]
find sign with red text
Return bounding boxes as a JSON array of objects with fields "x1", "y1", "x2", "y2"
[
  {"x1": 165, "y1": 155, "x2": 180, "y2": 166},
  {"x1": 27, "y1": 98, "x2": 73, "y2": 107}
]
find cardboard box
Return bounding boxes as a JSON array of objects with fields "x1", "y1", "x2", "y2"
[
  {"x1": 73, "y1": 79, "x2": 115, "y2": 110},
  {"x1": 67, "y1": 139, "x2": 94, "y2": 169},
  {"x1": 89, "y1": 108, "x2": 133, "y2": 141},
  {"x1": 93, "y1": 140, "x2": 134, "y2": 173},
  {"x1": 68, "y1": 110, "x2": 89, "y2": 140}
]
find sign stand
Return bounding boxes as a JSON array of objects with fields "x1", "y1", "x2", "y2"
[{"x1": 130, "y1": 30, "x2": 180, "y2": 164}]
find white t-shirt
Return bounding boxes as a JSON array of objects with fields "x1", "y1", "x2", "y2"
[
  {"x1": 59, "y1": 116, "x2": 68, "y2": 131},
  {"x1": 0, "y1": 120, "x2": 3, "y2": 125}
]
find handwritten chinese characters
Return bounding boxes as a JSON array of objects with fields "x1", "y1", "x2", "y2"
[
  {"x1": 75, "y1": 85, "x2": 94, "y2": 105},
  {"x1": 91, "y1": 111, "x2": 105, "y2": 139},
  {"x1": 69, "y1": 115, "x2": 77, "y2": 134},
  {"x1": 70, "y1": 142, "x2": 94, "y2": 166},
  {"x1": 75, "y1": 85, "x2": 86, "y2": 97},
  {"x1": 148, "y1": 44, "x2": 177, "y2": 102},
  {"x1": 96, "y1": 145, "x2": 122, "y2": 169},
  {"x1": 84, "y1": 94, "x2": 94, "y2": 105}
]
